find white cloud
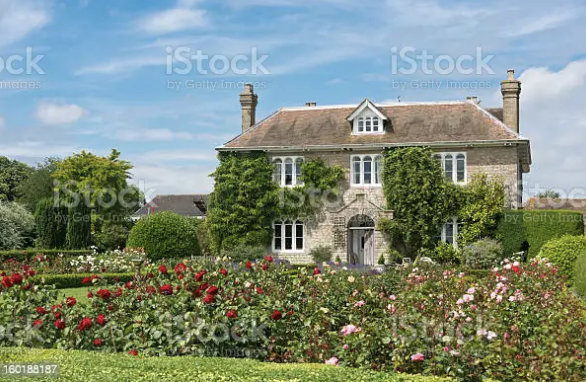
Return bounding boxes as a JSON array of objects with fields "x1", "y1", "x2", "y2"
[
  {"x1": 35, "y1": 101, "x2": 87, "y2": 125},
  {"x1": 130, "y1": 162, "x2": 215, "y2": 195},
  {"x1": 0, "y1": 141, "x2": 81, "y2": 158},
  {"x1": 137, "y1": 149, "x2": 216, "y2": 162},
  {"x1": 75, "y1": 56, "x2": 163, "y2": 75},
  {"x1": 137, "y1": 4, "x2": 207, "y2": 34},
  {"x1": 513, "y1": 60, "x2": 586, "y2": 195},
  {"x1": 0, "y1": 0, "x2": 50, "y2": 48},
  {"x1": 505, "y1": 12, "x2": 575, "y2": 37}
]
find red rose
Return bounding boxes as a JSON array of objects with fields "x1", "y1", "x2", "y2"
[
  {"x1": 97, "y1": 314, "x2": 106, "y2": 326},
  {"x1": 90, "y1": 274, "x2": 100, "y2": 281},
  {"x1": 226, "y1": 310, "x2": 237, "y2": 319},
  {"x1": 287, "y1": 310, "x2": 294, "y2": 316},
  {"x1": 87, "y1": 292, "x2": 93, "y2": 298},
  {"x1": 262, "y1": 264, "x2": 269, "y2": 271},
  {"x1": 36, "y1": 307, "x2": 47, "y2": 315},
  {"x1": 1, "y1": 276, "x2": 12, "y2": 289},
  {"x1": 27, "y1": 269, "x2": 36, "y2": 277},
  {"x1": 174, "y1": 263, "x2": 187, "y2": 275},
  {"x1": 220, "y1": 268, "x2": 227, "y2": 276},
  {"x1": 271, "y1": 310, "x2": 282, "y2": 321},
  {"x1": 255, "y1": 287, "x2": 264, "y2": 295},
  {"x1": 114, "y1": 287, "x2": 123, "y2": 297},
  {"x1": 146, "y1": 285, "x2": 156, "y2": 294},
  {"x1": 128, "y1": 350, "x2": 138, "y2": 356},
  {"x1": 178, "y1": 274, "x2": 184, "y2": 280},
  {"x1": 125, "y1": 281, "x2": 134, "y2": 289},
  {"x1": 158, "y1": 265, "x2": 168, "y2": 274},
  {"x1": 33, "y1": 319, "x2": 43, "y2": 328},
  {"x1": 54, "y1": 312, "x2": 61, "y2": 319},
  {"x1": 159, "y1": 284, "x2": 173, "y2": 295},
  {"x1": 199, "y1": 282, "x2": 209, "y2": 291},
  {"x1": 207, "y1": 286, "x2": 219, "y2": 295},
  {"x1": 66, "y1": 297, "x2": 77, "y2": 307},
  {"x1": 195, "y1": 271, "x2": 205, "y2": 282},
  {"x1": 192, "y1": 289, "x2": 202, "y2": 298},
  {"x1": 107, "y1": 304, "x2": 113, "y2": 311},
  {"x1": 81, "y1": 277, "x2": 91, "y2": 284},
  {"x1": 264, "y1": 255, "x2": 273, "y2": 263},
  {"x1": 54, "y1": 319, "x2": 65, "y2": 330},
  {"x1": 313, "y1": 267, "x2": 321, "y2": 275},
  {"x1": 97, "y1": 289, "x2": 111, "y2": 300},
  {"x1": 78, "y1": 317, "x2": 92, "y2": 331},
  {"x1": 203, "y1": 294, "x2": 215, "y2": 304},
  {"x1": 94, "y1": 338, "x2": 103, "y2": 347},
  {"x1": 11, "y1": 273, "x2": 23, "y2": 285},
  {"x1": 245, "y1": 261, "x2": 252, "y2": 269}
]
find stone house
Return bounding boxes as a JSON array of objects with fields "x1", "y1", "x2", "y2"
[{"x1": 217, "y1": 70, "x2": 532, "y2": 264}]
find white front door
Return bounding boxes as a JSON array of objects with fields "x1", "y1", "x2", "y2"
[{"x1": 350, "y1": 229, "x2": 375, "y2": 265}]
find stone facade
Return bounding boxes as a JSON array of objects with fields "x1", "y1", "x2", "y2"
[{"x1": 269, "y1": 144, "x2": 522, "y2": 264}]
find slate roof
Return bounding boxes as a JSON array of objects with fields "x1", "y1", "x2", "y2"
[
  {"x1": 221, "y1": 101, "x2": 526, "y2": 150},
  {"x1": 132, "y1": 194, "x2": 208, "y2": 218}
]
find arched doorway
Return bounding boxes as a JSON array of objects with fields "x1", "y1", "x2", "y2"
[{"x1": 347, "y1": 215, "x2": 376, "y2": 265}]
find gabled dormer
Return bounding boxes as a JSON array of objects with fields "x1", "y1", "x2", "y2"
[{"x1": 346, "y1": 99, "x2": 388, "y2": 135}]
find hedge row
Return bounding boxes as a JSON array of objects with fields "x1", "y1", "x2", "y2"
[
  {"x1": 0, "y1": 249, "x2": 94, "y2": 262},
  {"x1": 496, "y1": 210, "x2": 584, "y2": 258},
  {"x1": 0, "y1": 347, "x2": 452, "y2": 382},
  {"x1": 31, "y1": 273, "x2": 134, "y2": 289}
]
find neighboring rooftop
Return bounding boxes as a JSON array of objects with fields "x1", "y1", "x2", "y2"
[{"x1": 132, "y1": 194, "x2": 208, "y2": 218}]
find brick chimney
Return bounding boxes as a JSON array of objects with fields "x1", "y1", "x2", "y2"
[
  {"x1": 239, "y1": 83, "x2": 258, "y2": 132},
  {"x1": 501, "y1": 69, "x2": 521, "y2": 133}
]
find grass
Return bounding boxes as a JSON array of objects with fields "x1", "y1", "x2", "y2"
[
  {"x1": 55, "y1": 287, "x2": 90, "y2": 304},
  {"x1": 0, "y1": 348, "x2": 451, "y2": 382}
]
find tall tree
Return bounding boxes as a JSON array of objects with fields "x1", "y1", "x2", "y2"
[
  {"x1": 34, "y1": 198, "x2": 67, "y2": 249},
  {"x1": 0, "y1": 156, "x2": 32, "y2": 202},
  {"x1": 16, "y1": 158, "x2": 60, "y2": 211},
  {"x1": 65, "y1": 202, "x2": 91, "y2": 249}
]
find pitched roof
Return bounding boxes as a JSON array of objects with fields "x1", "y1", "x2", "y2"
[
  {"x1": 132, "y1": 194, "x2": 209, "y2": 218},
  {"x1": 221, "y1": 101, "x2": 525, "y2": 150}
]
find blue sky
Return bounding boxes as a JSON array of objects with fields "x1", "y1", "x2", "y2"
[{"x1": 1, "y1": 0, "x2": 586, "y2": 199}]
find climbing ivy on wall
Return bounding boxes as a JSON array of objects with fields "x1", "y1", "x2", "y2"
[{"x1": 207, "y1": 152, "x2": 343, "y2": 254}]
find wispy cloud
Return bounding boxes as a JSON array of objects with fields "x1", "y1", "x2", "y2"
[
  {"x1": 0, "y1": 0, "x2": 50, "y2": 48},
  {"x1": 505, "y1": 12, "x2": 576, "y2": 37},
  {"x1": 75, "y1": 56, "x2": 164, "y2": 75},
  {"x1": 35, "y1": 101, "x2": 87, "y2": 125},
  {"x1": 136, "y1": 1, "x2": 207, "y2": 35}
]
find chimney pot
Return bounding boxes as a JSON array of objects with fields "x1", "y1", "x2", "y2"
[
  {"x1": 501, "y1": 69, "x2": 521, "y2": 133},
  {"x1": 311, "y1": 102, "x2": 316, "y2": 107},
  {"x1": 240, "y1": 83, "x2": 258, "y2": 132},
  {"x1": 305, "y1": 102, "x2": 311, "y2": 107}
]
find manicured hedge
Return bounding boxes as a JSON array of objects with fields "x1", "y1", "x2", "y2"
[
  {"x1": 0, "y1": 249, "x2": 94, "y2": 262},
  {"x1": 0, "y1": 348, "x2": 451, "y2": 382},
  {"x1": 496, "y1": 210, "x2": 584, "y2": 259},
  {"x1": 31, "y1": 273, "x2": 134, "y2": 289}
]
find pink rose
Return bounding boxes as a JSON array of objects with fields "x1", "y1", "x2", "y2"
[{"x1": 411, "y1": 353, "x2": 425, "y2": 362}]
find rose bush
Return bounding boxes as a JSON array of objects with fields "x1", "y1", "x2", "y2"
[{"x1": 0, "y1": 257, "x2": 584, "y2": 381}]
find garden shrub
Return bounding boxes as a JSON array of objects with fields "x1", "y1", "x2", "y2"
[
  {"x1": 32, "y1": 272, "x2": 134, "y2": 288},
  {"x1": 573, "y1": 254, "x2": 586, "y2": 298},
  {"x1": 220, "y1": 244, "x2": 265, "y2": 262},
  {"x1": 431, "y1": 242, "x2": 461, "y2": 264},
  {"x1": 0, "y1": 249, "x2": 93, "y2": 262},
  {"x1": 497, "y1": 210, "x2": 584, "y2": 258},
  {"x1": 461, "y1": 238, "x2": 503, "y2": 269},
  {"x1": 0, "y1": 209, "x2": 20, "y2": 250},
  {"x1": 310, "y1": 245, "x2": 333, "y2": 264},
  {"x1": 539, "y1": 234, "x2": 586, "y2": 279},
  {"x1": 127, "y1": 211, "x2": 199, "y2": 261},
  {"x1": 34, "y1": 198, "x2": 67, "y2": 249},
  {"x1": 65, "y1": 203, "x2": 91, "y2": 249},
  {"x1": 0, "y1": 202, "x2": 36, "y2": 249},
  {"x1": 93, "y1": 220, "x2": 131, "y2": 251}
]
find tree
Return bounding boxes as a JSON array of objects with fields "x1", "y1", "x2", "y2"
[
  {"x1": 0, "y1": 202, "x2": 37, "y2": 248},
  {"x1": 16, "y1": 158, "x2": 60, "y2": 212},
  {"x1": 379, "y1": 147, "x2": 458, "y2": 257},
  {"x1": 34, "y1": 198, "x2": 67, "y2": 249},
  {"x1": 207, "y1": 152, "x2": 279, "y2": 253},
  {"x1": 0, "y1": 156, "x2": 32, "y2": 202},
  {"x1": 65, "y1": 203, "x2": 91, "y2": 249},
  {"x1": 457, "y1": 174, "x2": 505, "y2": 246},
  {"x1": 537, "y1": 189, "x2": 561, "y2": 199}
]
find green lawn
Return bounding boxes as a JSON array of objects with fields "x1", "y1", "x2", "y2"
[
  {"x1": 56, "y1": 287, "x2": 90, "y2": 303},
  {"x1": 0, "y1": 348, "x2": 451, "y2": 382}
]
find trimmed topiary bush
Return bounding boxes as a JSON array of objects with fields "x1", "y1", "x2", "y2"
[
  {"x1": 539, "y1": 235, "x2": 586, "y2": 280},
  {"x1": 462, "y1": 238, "x2": 504, "y2": 269},
  {"x1": 34, "y1": 198, "x2": 67, "y2": 249},
  {"x1": 65, "y1": 203, "x2": 91, "y2": 249},
  {"x1": 574, "y1": 254, "x2": 586, "y2": 299},
  {"x1": 127, "y1": 212, "x2": 200, "y2": 261},
  {"x1": 497, "y1": 210, "x2": 584, "y2": 258},
  {"x1": 431, "y1": 242, "x2": 461, "y2": 264},
  {"x1": 309, "y1": 245, "x2": 333, "y2": 264}
]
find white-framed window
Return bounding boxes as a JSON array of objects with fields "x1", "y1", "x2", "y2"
[
  {"x1": 272, "y1": 156, "x2": 304, "y2": 186},
  {"x1": 434, "y1": 152, "x2": 467, "y2": 184},
  {"x1": 441, "y1": 217, "x2": 463, "y2": 248},
  {"x1": 351, "y1": 154, "x2": 383, "y2": 186},
  {"x1": 354, "y1": 116, "x2": 381, "y2": 134},
  {"x1": 273, "y1": 220, "x2": 304, "y2": 252}
]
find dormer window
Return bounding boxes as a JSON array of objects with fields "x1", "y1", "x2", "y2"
[{"x1": 347, "y1": 99, "x2": 387, "y2": 135}]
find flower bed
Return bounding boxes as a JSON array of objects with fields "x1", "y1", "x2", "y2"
[{"x1": 0, "y1": 257, "x2": 584, "y2": 381}]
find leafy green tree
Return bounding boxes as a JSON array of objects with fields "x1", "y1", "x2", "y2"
[
  {"x1": 16, "y1": 158, "x2": 60, "y2": 212},
  {"x1": 0, "y1": 156, "x2": 32, "y2": 202},
  {"x1": 34, "y1": 198, "x2": 67, "y2": 249},
  {"x1": 0, "y1": 211, "x2": 20, "y2": 250},
  {"x1": 65, "y1": 203, "x2": 91, "y2": 249},
  {"x1": 0, "y1": 202, "x2": 37, "y2": 248},
  {"x1": 207, "y1": 152, "x2": 279, "y2": 253},
  {"x1": 537, "y1": 189, "x2": 561, "y2": 198},
  {"x1": 379, "y1": 147, "x2": 458, "y2": 257}
]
